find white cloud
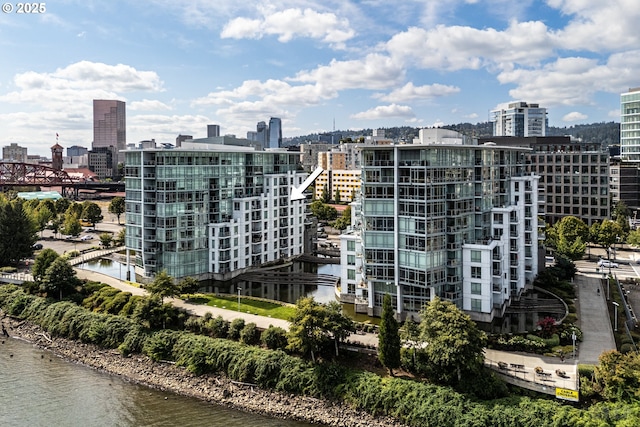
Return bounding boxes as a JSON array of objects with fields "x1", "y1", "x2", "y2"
[
  {"x1": 375, "y1": 82, "x2": 460, "y2": 102},
  {"x1": 562, "y1": 111, "x2": 587, "y2": 122},
  {"x1": 129, "y1": 99, "x2": 173, "y2": 111},
  {"x1": 351, "y1": 104, "x2": 414, "y2": 120},
  {"x1": 464, "y1": 113, "x2": 479, "y2": 119},
  {"x1": 608, "y1": 109, "x2": 620, "y2": 119},
  {"x1": 498, "y1": 52, "x2": 640, "y2": 107},
  {"x1": 384, "y1": 21, "x2": 555, "y2": 72},
  {"x1": 221, "y1": 8, "x2": 355, "y2": 47}
]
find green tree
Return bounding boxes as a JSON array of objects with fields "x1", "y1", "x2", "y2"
[
  {"x1": 0, "y1": 199, "x2": 38, "y2": 266},
  {"x1": 591, "y1": 220, "x2": 624, "y2": 260},
  {"x1": 595, "y1": 350, "x2": 640, "y2": 402},
  {"x1": 378, "y1": 294, "x2": 401, "y2": 376},
  {"x1": 61, "y1": 214, "x2": 82, "y2": 238},
  {"x1": 613, "y1": 201, "x2": 631, "y2": 238},
  {"x1": 41, "y1": 257, "x2": 79, "y2": 300},
  {"x1": 419, "y1": 297, "x2": 487, "y2": 385},
  {"x1": 34, "y1": 204, "x2": 54, "y2": 236},
  {"x1": 31, "y1": 248, "x2": 60, "y2": 282},
  {"x1": 108, "y1": 197, "x2": 125, "y2": 224},
  {"x1": 321, "y1": 184, "x2": 330, "y2": 203},
  {"x1": 54, "y1": 198, "x2": 71, "y2": 215},
  {"x1": 145, "y1": 270, "x2": 179, "y2": 304},
  {"x1": 400, "y1": 319, "x2": 421, "y2": 371},
  {"x1": 178, "y1": 276, "x2": 200, "y2": 294},
  {"x1": 628, "y1": 229, "x2": 640, "y2": 247},
  {"x1": 99, "y1": 232, "x2": 113, "y2": 248},
  {"x1": 114, "y1": 228, "x2": 125, "y2": 246},
  {"x1": 287, "y1": 297, "x2": 351, "y2": 362},
  {"x1": 334, "y1": 187, "x2": 341, "y2": 204},
  {"x1": 82, "y1": 201, "x2": 103, "y2": 227},
  {"x1": 261, "y1": 325, "x2": 288, "y2": 349},
  {"x1": 323, "y1": 301, "x2": 354, "y2": 357},
  {"x1": 551, "y1": 216, "x2": 589, "y2": 260},
  {"x1": 332, "y1": 206, "x2": 351, "y2": 231},
  {"x1": 309, "y1": 200, "x2": 338, "y2": 222}
]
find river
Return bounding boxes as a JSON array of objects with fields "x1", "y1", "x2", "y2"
[{"x1": 0, "y1": 337, "x2": 313, "y2": 427}]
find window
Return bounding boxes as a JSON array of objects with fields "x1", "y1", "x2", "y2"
[
  {"x1": 470, "y1": 250, "x2": 481, "y2": 263},
  {"x1": 347, "y1": 255, "x2": 355, "y2": 265},
  {"x1": 347, "y1": 240, "x2": 355, "y2": 251},
  {"x1": 471, "y1": 266, "x2": 482, "y2": 279},
  {"x1": 471, "y1": 282, "x2": 481, "y2": 295},
  {"x1": 347, "y1": 269, "x2": 356, "y2": 280},
  {"x1": 471, "y1": 298, "x2": 482, "y2": 311}
]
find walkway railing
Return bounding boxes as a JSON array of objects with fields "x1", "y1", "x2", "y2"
[{"x1": 68, "y1": 246, "x2": 125, "y2": 266}]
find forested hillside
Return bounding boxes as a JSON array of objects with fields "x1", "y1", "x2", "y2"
[{"x1": 287, "y1": 121, "x2": 620, "y2": 147}]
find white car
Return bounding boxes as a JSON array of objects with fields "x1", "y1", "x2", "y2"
[
  {"x1": 80, "y1": 235, "x2": 93, "y2": 241},
  {"x1": 598, "y1": 259, "x2": 619, "y2": 268}
]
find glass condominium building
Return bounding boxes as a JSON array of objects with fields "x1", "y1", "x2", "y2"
[
  {"x1": 339, "y1": 143, "x2": 540, "y2": 323},
  {"x1": 621, "y1": 87, "x2": 640, "y2": 162},
  {"x1": 124, "y1": 143, "x2": 307, "y2": 281}
]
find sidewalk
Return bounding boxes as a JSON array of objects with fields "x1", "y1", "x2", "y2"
[{"x1": 574, "y1": 272, "x2": 616, "y2": 365}]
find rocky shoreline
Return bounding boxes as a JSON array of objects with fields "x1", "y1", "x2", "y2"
[{"x1": 1, "y1": 314, "x2": 407, "y2": 427}]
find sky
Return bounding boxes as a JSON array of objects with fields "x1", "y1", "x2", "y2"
[{"x1": 0, "y1": 0, "x2": 638, "y2": 157}]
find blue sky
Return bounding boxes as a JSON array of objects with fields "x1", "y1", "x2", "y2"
[{"x1": 0, "y1": 0, "x2": 637, "y2": 156}]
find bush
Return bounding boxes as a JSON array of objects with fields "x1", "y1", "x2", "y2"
[
  {"x1": 543, "y1": 334, "x2": 560, "y2": 348},
  {"x1": 206, "y1": 315, "x2": 229, "y2": 338},
  {"x1": 620, "y1": 343, "x2": 635, "y2": 353},
  {"x1": 240, "y1": 322, "x2": 260, "y2": 345},
  {"x1": 261, "y1": 325, "x2": 288, "y2": 350},
  {"x1": 228, "y1": 318, "x2": 245, "y2": 341}
]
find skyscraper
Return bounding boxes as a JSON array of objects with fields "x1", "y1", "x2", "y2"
[
  {"x1": 207, "y1": 124, "x2": 220, "y2": 138},
  {"x1": 491, "y1": 102, "x2": 547, "y2": 137},
  {"x1": 268, "y1": 117, "x2": 282, "y2": 149},
  {"x1": 621, "y1": 87, "x2": 640, "y2": 162},
  {"x1": 93, "y1": 99, "x2": 126, "y2": 175},
  {"x1": 256, "y1": 121, "x2": 268, "y2": 149}
]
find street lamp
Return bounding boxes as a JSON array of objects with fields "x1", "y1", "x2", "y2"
[
  {"x1": 237, "y1": 286, "x2": 241, "y2": 312},
  {"x1": 572, "y1": 331, "x2": 577, "y2": 359},
  {"x1": 612, "y1": 301, "x2": 619, "y2": 332}
]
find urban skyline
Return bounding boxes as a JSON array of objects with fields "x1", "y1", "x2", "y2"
[{"x1": 0, "y1": 1, "x2": 637, "y2": 157}]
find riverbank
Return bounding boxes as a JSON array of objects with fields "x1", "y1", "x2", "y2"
[{"x1": 1, "y1": 314, "x2": 406, "y2": 427}]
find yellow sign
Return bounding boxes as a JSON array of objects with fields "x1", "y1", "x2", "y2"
[{"x1": 556, "y1": 387, "x2": 579, "y2": 402}]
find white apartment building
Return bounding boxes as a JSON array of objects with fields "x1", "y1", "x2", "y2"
[
  {"x1": 491, "y1": 102, "x2": 547, "y2": 137},
  {"x1": 339, "y1": 143, "x2": 540, "y2": 323},
  {"x1": 124, "y1": 143, "x2": 308, "y2": 282}
]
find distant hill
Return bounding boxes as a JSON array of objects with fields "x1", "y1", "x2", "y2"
[{"x1": 286, "y1": 121, "x2": 620, "y2": 147}]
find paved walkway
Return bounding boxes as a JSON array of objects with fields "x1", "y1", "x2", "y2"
[{"x1": 575, "y1": 272, "x2": 616, "y2": 365}]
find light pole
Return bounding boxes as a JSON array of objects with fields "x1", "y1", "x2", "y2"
[
  {"x1": 237, "y1": 286, "x2": 241, "y2": 312},
  {"x1": 612, "y1": 302, "x2": 619, "y2": 332},
  {"x1": 572, "y1": 331, "x2": 577, "y2": 359}
]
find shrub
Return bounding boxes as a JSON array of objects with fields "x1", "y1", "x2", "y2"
[
  {"x1": 118, "y1": 324, "x2": 149, "y2": 356},
  {"x1": 206, "y1": 315, "x2": 229, "y2": 338},
  {"x1": 143, "y1": 330, "x2": 183, "y2": 361},
  {"x1": 620, "y1": 343, "x2": 635, "y2": 353},
  {"x1": 240, "y1": 322, "x2": 260, "y2": 345},
  {"x1": 261, "y1": 325, "x2": 288, "y2": 350},
  {"x1": 228, "y1": 318, "x2": 245, "y2": 341},
  {"x1": 543, "y1": 334, "x2": 560, "y2": 348}
]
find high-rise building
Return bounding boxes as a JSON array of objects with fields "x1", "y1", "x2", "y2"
[
  {"x1": 479, "y1": 136, "x2": 610, "y2": 226},
  {"x1": 256, "y1": 121, "x2": 268, "y2": 148},
  {"x1": 491, "y1": 102, "x2": 547, "y2": 137},
  {"x1": 93, "y1": 99, "x2": 126, "y2": 176},
  {"x1": 175, "y1": 135, "x2": 193, "y2": 148},
  {"x1": 2, "y1": 143, "x2": 27, "y2": 162},
  {"x1": 621, "y1": 87, "x2": 640, "y2": 162},
  {"x1": 67, "y1": 145, "x2": 88, "y2": 157},
  {"x1": 339, "y1": 143, "x2": 540, "y2": 323},
  {"x1": 124, "y1": 143, "x2": 308, "y2": 281},
  {"x1": 207, "y1": 124, "x2": 220, "y2": 138},
  {"x1": 268, "y1": 117, "x2": 282, "y2": 149}
]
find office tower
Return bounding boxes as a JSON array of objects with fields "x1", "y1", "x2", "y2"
[
  {"x1": 93, "y1": 99, "x2": 126, "y2": 176},
  {"x1": 479, "y1": 136, "x2": 610, "y2": 226},
  {"x1": 339, "y1": 143, "x2": 539, "y2": 323},
  {"x1": 268, "y1": 117, "x2": 282, "y2": 149},
  {"x1": 124, "y1": 144, "x2": 307, "y2": 281},
  {"x1": 491, "y1": 102, "x2": 547, "y2": 137},
  {"x1": 67, "y1": 145, "x2": 88, "y2": 157},
  {"x1": 2, "y1": 143, "x2": 28, "y2": 162},
  {"x1": 256, "y1": 121, "x2": 268, "y2": 149},
  {"x1": 621, "y1": 87, "x2": 640, "y2": 162},
  {"x1": 207, "y1": 124, "x2": 220, "y2": 138}
]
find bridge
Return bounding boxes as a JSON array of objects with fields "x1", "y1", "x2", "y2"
[
  {"x1": 0, "y1": 162, "x2": 124, "y2": 199},
  {"x1": 0, "y1": 246, "x2": 126, "y2": 285}
]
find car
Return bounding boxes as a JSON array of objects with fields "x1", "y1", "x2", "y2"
[
  {"x1": 32, "y1": 243, "x2": 43, "y2": 250},
  {"x1": 80, "y1": 235, "x2": 93, "y2": 241},
  {"x1": 598, "y1": 259, "x2": 619, "y2": 268}
]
